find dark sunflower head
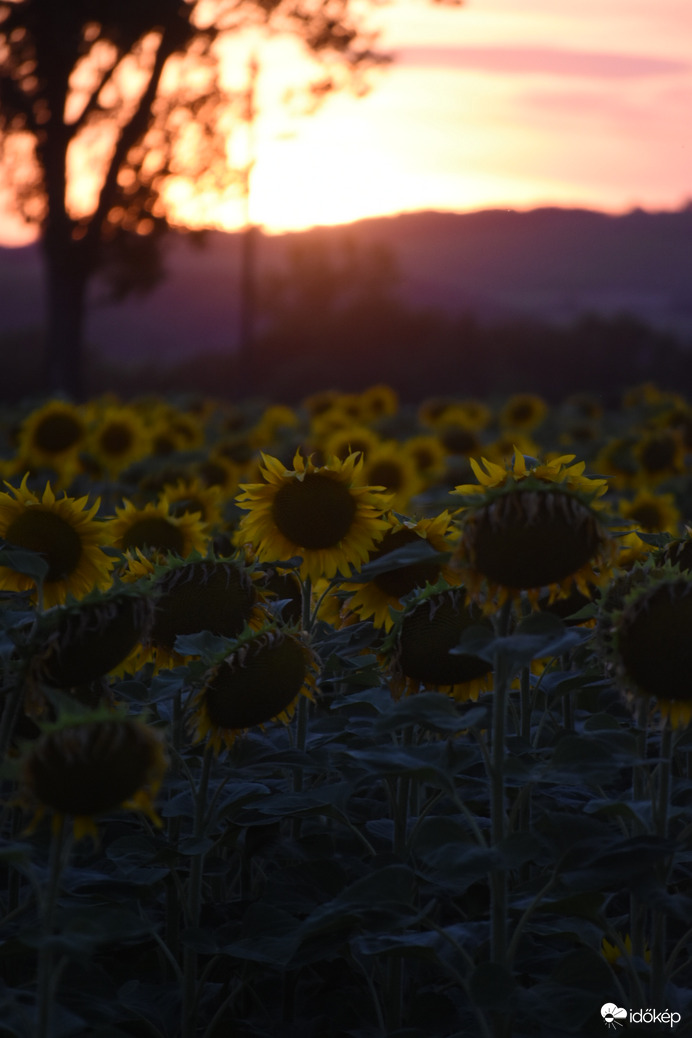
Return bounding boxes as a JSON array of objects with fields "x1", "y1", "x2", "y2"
[
  {"x1": 192, "y1": 625, "x2": 319, "y2": 752},
  {"x1": 31, "y1": 585, "x2": 155, "y2": 690},
  {"x1": 150, "y1": 556, "x2": 260, "y2": 653},
  {"x1": 598, "y1": 566, "x2": 692, "y2": 727},
  {"x1": 385, "y1": 585, "x2": 493, "y2": 701},
  {"x1": 452, "y1": 453, "x2": 617, "y2": 608},
  {"x1": 21, "y1": 712, "x2": 168, "y2": 839}
]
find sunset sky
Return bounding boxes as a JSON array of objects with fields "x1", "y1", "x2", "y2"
[{"x1": 1, "y1": 0, "x2": 690, "y2": 243}]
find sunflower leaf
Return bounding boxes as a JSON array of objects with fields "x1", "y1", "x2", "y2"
[
  {"x1": 0, "y1": 545, "x2": 50, "y2": 582},
  {"x1": 452, "y1": 614, "x2": 590, "y2": 667},
  {"x1": 344, "y1": 540, "x2": 450, "y2": 582}
]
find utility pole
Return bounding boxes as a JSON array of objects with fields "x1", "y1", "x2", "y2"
[{"x1": 237, "y1": 54, "x2": 259, "y2": 399}]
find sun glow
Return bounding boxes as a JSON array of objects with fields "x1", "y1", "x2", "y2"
[{"x1": 0, "y1": 0, "x2": 690, "y2": 246}]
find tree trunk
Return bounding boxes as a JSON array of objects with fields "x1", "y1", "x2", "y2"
[{"x1": 42, "y1": 236, "x2": 91, "y2": 401}]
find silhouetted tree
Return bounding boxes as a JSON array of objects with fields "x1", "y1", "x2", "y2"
[{"x1": 0, "y1": 0, "x2": 386, "y2": 398}]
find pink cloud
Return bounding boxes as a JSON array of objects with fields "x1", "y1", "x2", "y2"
[{"x1": 397, "y1": 45, "x2": 690, "y2": 78}]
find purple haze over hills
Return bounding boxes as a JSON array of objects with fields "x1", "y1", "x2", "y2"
[{"x1": 0, "y1": 205, "x2": 690, "y2": 366}]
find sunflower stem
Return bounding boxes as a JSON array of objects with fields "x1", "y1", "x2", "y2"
[
  {"x1": 650, "y1": 722, "x2": 673, "y2": 1008},
  {"x1": 630, "y1": 699, "x2": 649, "y2": 964},
  {"x1": 490, "y1": 599, "x2": 512, "y2": 975},
  {"x1": 301, "y1": 574, "x2": 313, "y2": 632},
  {"x1": 0, "y1": 677, "x2": 26, "y2": 764},
  {"x1": 182, "y1": 746, "x2": 213, "y2": 1038},
  {"x1": 519, "y1": 664, "x2": 531, "y2": 744},
  {"x1": 36, "y1": 816, "x2": 71, "y2": 1038}
]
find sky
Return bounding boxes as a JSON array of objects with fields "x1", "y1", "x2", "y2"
[{"x1": 1, "y1": 0, "x2": 691, "y2": 243}]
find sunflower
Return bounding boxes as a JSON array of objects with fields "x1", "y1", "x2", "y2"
[
  {"x1": 110, "y1": 494, "x2": 210, "y2": 559},
  {"x1": 191, "y1": 624, "x2": 320, "y2": 753},
  {"x1": 360, "y1": 443, "x2": 424, "y2": 513},
  {"x1": 146, "y1": 405, "x2": 205, "y2": 456},
  {"x1": 164, "y1": 408, "x2": 206, "y2": 451},
  {"x1": 601, "y1": 934, "x2": 651, "y2": 967},
  {"x1": 437, "y1": 401, "x2": 492, "y2": 434},
  {"x1": 401, "y1": 435, "x2": 447, "y2": 482},
  {"x1": 194, "y1": 452, "x2": 242, "y2": 495},
  {"x1": 359, "y1": 384, "x2": 399, "y2": 421},
  {"x1": 29, "y1": 584, "x2": 155, "y2": 691},
  {"x1": 21, "y1": 712, "x2": 168, "y2": 841},
  {"x1": 302, "y1": 389, "x2": 341, "y2": 419},
  {"x1": 0, "y1": 476, "x2": 115, "y2": 607},
  {"x1": 250, "y1": 404, "x2": 301, "y2": 448},
  {"x1": 86, "y1": 404, "x2": 152, "y2": 479},
  {"x1": 599, "y1": 566, "x2": 692, "y2": 727},
  {"x1": 499, "y1": 394, "x2": 548, "y2": 431},
  {"x1": 616, "y1": 490, "x2": 681, "y2": 567},
  {"x1": 437, "y1": 421, "x2": 483, "y2": 459},
  {"x1": 129, "y1": 554, "x2": 268, "y2": 672},
  {"x1": 345, "y1": 512, "x2": 460, "y2": 630},
  {"x1": 622, "y1": 383, "x2": 684, "y2": 412},
  {"x1": 235, "y1": 451, "x2": 391, "y2": 583},
  {"x1": 633, "y1": 428, "x2": 685, "y2": 485},
  {"x1": 18, "y1": 400, "x2": 86, "y2": 479},
  {"x1": 383, "y1": 585, "x2": 493, "y2": 702},
  {"x1": 160, "y1": 477, "x2": 224, "y2": 530},
  {"x1": 322, "y1": 425, "x2": 381, "y2": 463},
  {"x1": 486, "y1": 432, "x2": 541, "y2": 466},
  {"x1": 452, "y1": 452, "x2": 617, "y2": 609},
  {"x1": 593, "y1": 437, "x2": 638, "y2": 491}
]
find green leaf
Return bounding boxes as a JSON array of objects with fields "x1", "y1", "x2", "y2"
[
  {"x1": 0, "y1": 545, "x2": 49, "y2": 582},
  {"x1": 343, "y1": 541, "x2": 450, "y2": 583},
  {"x1": 454, "y1": 612, "x2": 590, "y2": 667},
  {"x1": 173, "y1": 630, "x2": 233, "y2": 658},
  {"x1": 373, "y1": 692, "x2": 475, "y2": 736},
  {"x1": 220, "y1": 903, "x2": 300, "y2": 965}
]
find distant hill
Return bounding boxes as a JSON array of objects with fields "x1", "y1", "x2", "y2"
[{"x1": 1, "y1": 204, "x2": 691, "y2": 366}]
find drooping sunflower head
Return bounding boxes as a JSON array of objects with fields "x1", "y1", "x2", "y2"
[
  {"x1": 111, "y1": 493, "x2": 210, "y2": 560},
  {"x1": 451, "y1": 452, "x2": 618, "y2": 609},
  {"x1": 29, "y1": 584, "x2": 155, "y2": 692},
  {"x1": 235, "y1": 450, "x2": 392, "y2": 582},
  {"x1": 345, "y1": 512, "x2": 460, "y2": 630},
  {"x1": 143, "y1": 554, "x2": 267, "y2": 671},
  {"x1": 0, "y1": 476, "x2": 115, "y2": 607},
  {"x1": 21, "y1": 711, "x2": 168, "y2": 840},
  {"x1": 383, "y1": 584, "x2": 493, "y2": 702},
  {"x1": 597, "y1": 564, "x2": 692, "y2": 727},
  {"x1": 191, "y1": 624, "x2": 320, "y2": 753},
  {"x1": 18, "y1": 400, "x2": 87, "y2": 476}
]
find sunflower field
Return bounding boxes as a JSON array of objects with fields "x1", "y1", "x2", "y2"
[{"x1": 1, "y1": 383, "x2": 692, "y2": 1038}]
